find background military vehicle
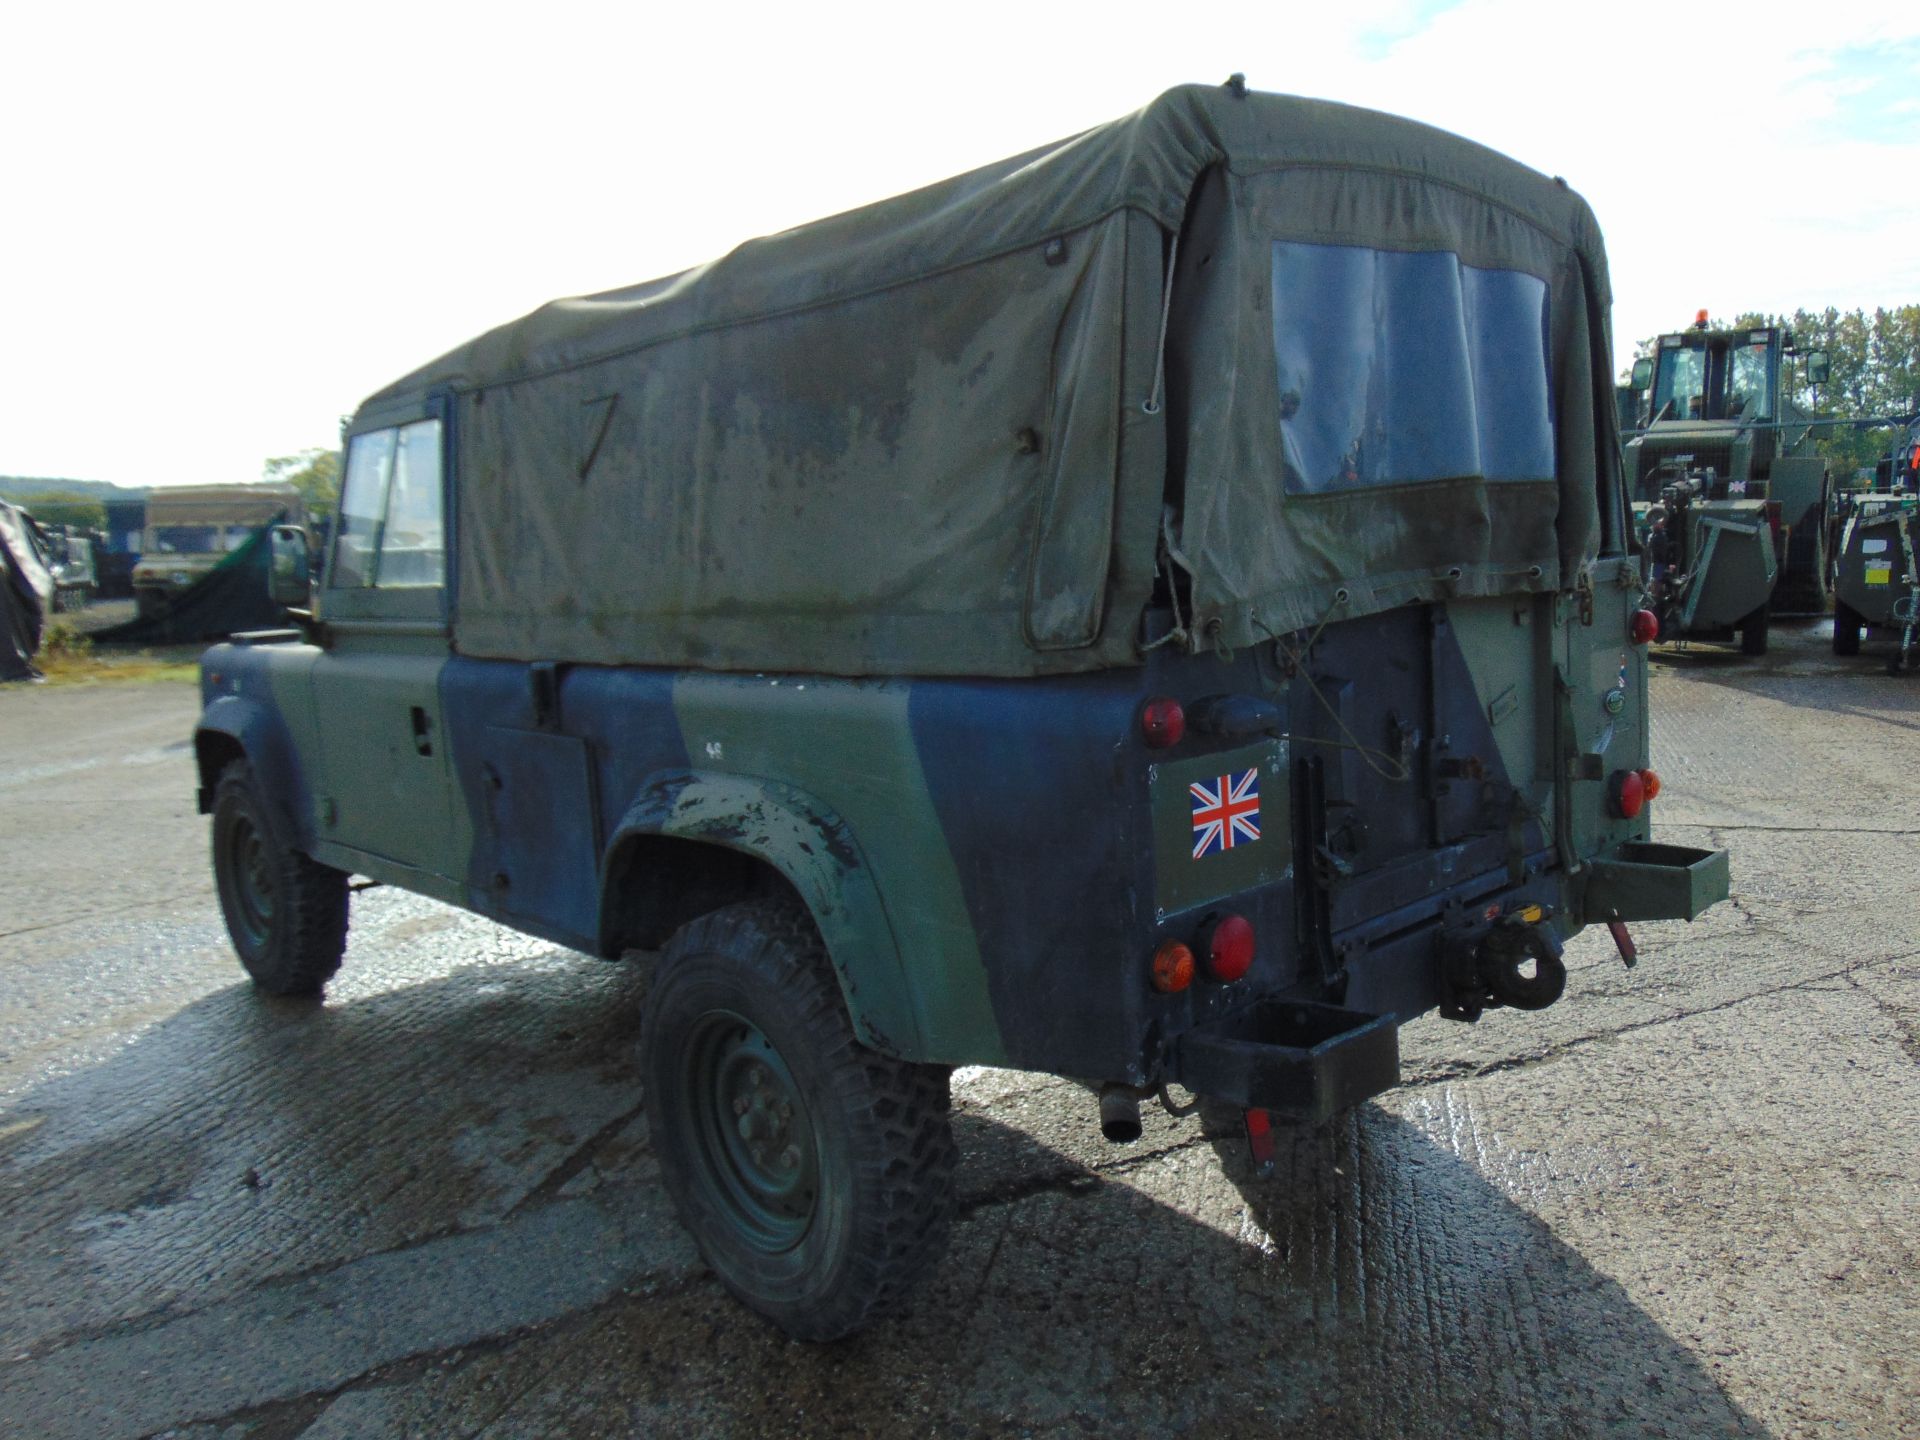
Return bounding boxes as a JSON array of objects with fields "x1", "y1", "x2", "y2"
[
  {"x1": 43, "y1": 525, "x2": 100, "y2": 612},
  {"x1": 1621, "y1": 316, "x2": 1834, "y2": 651},
  {"x1": 133, "y1": 483, "x2": 307, "y2": 618},
  {"x1": 1831, "y1": 416, "x2": 1920, "y2": 670},
  {"x1": 193, "y1": 83, "x2": 1728, "y2": 1341}
]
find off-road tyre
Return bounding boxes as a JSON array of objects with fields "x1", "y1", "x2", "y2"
[
  {"x1": 1740, "y1": 606, "x2": 1769, "y2": 656},
  {"x1": 211, "y1": 760, "x2": 349, "y2": 996},
  {"x1": 1833, "y1": 601, "x2": 1863, "y2": 657},
  {"x1": 642, "y1": 898, "x2": 957, "y2": 1342}
]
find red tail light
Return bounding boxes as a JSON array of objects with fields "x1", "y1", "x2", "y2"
[
  {"x1": 1204, "y1": 914, "x2": 1255, "y2": 982},
  {"x1": 1629, "y1": 609, "x2": 1659, "y2": 645},
  {"x1": 1141, "y1": 697, "x2": 1185, "y2": 748},
  {"x1": 1640, "y1": 768, "x2": 1662, "y2": 800},
  {"x1": 1608, "y1": 769, "x2": 1647, "y2": 819},
  {"x1": 1151, "y1": 940, "x2": 1195, "y2": 993},
  {"x1": 1765, "y1": 501, "x2": 1782, "y2": 540}
]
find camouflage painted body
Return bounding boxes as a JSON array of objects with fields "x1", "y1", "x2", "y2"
[
  {"x1": 195, "y1": 562, "x2": 1722, "y2": 1094},
  {"x1": 193, "y1": 86, "x2": 1731, "y2": 1112}
]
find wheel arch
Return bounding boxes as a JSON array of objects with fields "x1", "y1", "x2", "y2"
[
  {"x1": 195, "y1": 693, "x2": 316, "y2": 855},
  {"x1": 599, "y1": 769, "x2": 923, "y2": 1059}
]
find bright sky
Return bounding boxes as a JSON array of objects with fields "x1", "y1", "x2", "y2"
[{"x1": 4, "y1": 0, "x2": 1917, "y2": 489}]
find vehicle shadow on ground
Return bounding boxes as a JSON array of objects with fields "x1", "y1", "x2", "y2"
[{"x1": 0, "y1": 954, "x2": 1767, "y2": 1439}]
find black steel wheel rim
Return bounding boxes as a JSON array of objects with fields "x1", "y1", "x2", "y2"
[
  {"x1": 222, "y1": 811, "x2": 275, "y2": 947},
  {"x1": 678, "y1": 1009, "x2": 820, "y2": 1254}
]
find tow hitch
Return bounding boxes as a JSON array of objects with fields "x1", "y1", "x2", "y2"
[{"x1": 1440, "y1": 913, "x2": 1567, "y2": 1022}]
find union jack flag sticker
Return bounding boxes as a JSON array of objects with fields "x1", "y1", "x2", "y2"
[{"x1": 1190, "y1": 768, "x2": 1261, "y2": 860}]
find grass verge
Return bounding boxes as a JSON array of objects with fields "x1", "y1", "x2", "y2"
[{"x1": 29, "y1": 621, "x2": 201, "y2": 686}]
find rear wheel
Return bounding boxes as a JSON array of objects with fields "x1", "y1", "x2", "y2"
[
  {"x1": 1833, "y1": 601, "x2": 1864, "y2": 657},
  {"x1": 211, "y1": 760, "x2": 349, "y2": 995},
  {"x1": 642, "y1": 898, "x2": 956, "y2": 1341},
  {"x1": 1740, "y1": 606, "x2": 1769, "y2": 656}
]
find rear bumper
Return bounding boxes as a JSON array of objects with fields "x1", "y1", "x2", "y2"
[
  {"x1": 1171, "y1": 1001, "x2": 1400, "y2": 1125},
  {"x1": 1165, "y1": 840, "x2": 1728, "y2": 1119}
]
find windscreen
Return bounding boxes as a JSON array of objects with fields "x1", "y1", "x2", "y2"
[{"x1": 1271, "y1": 242, "x2": 1554, "y2": 493}]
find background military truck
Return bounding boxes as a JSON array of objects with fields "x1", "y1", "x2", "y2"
[
  {"x1": 194, "y1": 83, "x2": 1728, "y2": 1341},
  {"x1": 38, "y1": 524, "x2": 99, "y2": 612},
  {"x1": 1831, "y1": 416, "x2": 1920, "y2": 670},
  {"x1": 1621, "y1": 317, "x2": 1833, "y2": 650},
  {"x1": 133, "y1": 483, "x2": 307, "y2": 618}
]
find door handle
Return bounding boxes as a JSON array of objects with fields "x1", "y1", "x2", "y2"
[{"x1": 410, "y1": 706, "x2": 434, "y2": 756}]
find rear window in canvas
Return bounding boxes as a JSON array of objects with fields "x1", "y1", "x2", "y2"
[{"x1": 1270, "y1": 242, "x2": 1554, "y2": 494}]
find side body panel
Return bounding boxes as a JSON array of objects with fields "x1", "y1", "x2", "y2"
[{"x1": 308, "y1": 638, "x2": 461, "y2": 879}]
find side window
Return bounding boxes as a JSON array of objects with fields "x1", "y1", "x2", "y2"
[
  {"x1": 329, "y1": 420, "x2": 445, "y2": 589},
  {"x1": 332, "y1": 430, "x2": 395, "y2": 588},
  {"x1": 378, "y1": 420, "x2": 446, "y2": 587}
]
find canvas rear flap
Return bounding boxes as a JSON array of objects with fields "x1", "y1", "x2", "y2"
[{"x1": 1170, "y1": 163, "x2": 1610, "y2": 648}]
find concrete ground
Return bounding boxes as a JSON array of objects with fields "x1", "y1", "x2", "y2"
[{"x1": 0, "y1": 623, "x2": 1914, "y2": 1439}]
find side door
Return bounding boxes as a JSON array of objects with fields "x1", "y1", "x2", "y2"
[{"x1": 307, "y1": 409, "x2": 466, "y2": 893}]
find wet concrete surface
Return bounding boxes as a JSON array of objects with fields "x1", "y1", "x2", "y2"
[{"x1": 0, "y1": 624, "x2": 1915, "y2": 1439}]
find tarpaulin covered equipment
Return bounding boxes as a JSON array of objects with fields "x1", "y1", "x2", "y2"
[
  {"x1": 94, "y1": 520, "x2": 287, "y2": 646},
  {"x1": 359, "y1": 83, "x2": 1617, "y2": 678},
  {"x1": 0, "y1": 500, "x2": 55, "y2": 682}
]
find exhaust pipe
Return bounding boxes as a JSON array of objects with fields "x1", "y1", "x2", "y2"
[{"x1": 1098, "y1": 1084, "x2": 1143, "y2": 1144}]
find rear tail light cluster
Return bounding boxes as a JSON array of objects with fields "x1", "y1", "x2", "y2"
[
  {"x1": 1151, "y1": 912, "x2": 1255, "y2": 992},
  {"x1": 1629, "y1": 609, "x2": 1659, "y2": 645},
  {"x1": 1204, "y1": 914, "x2": 1255, "y2": 982},
  {"x1": 1140, "y1": 696, "x2": 1185, "y2": 748},
  {"x1": 1608, "y1": 768, "x2": 1662, "y2": 819}
]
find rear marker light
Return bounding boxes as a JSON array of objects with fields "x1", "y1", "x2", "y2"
[
  {"x1": 1205, "y1": 913, "x2": 1255, "y2": 982},
  {"x1": 1629, "y1": 609, "x2": 1659, "y2": 645},
  {"x1": 1151, "y1": 940, "x2": 1195, "y2": 993},
  {"x1": 1639, "y1": 768, "x2": 1662, "y2": 800},
  {"x1": 1141, "y1": 697, "x2": 1185, "y2": 749},
  {"x1": 1608, "y1": 769, "x2": 1647, "y2": 820}
]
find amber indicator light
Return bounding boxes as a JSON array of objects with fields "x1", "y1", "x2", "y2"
[{"x1": 1151, "y1": 940, "x2": 1195, "y2": 993}]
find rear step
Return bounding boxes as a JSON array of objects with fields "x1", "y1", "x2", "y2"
[{"x1": 1173, "y1": 1000, "x2": 1400, "y2": 1127}]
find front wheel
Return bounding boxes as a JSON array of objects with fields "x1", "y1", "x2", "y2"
[
  {"x1": 211, "y1": 760, "x2": 349, "y2": 995},
  {"x1": 642, "y1": 899, "x2": 957, "y2": 1342},
  {"x1": 1740, "y1": 606, "x2": 1769, "y2": 656}
]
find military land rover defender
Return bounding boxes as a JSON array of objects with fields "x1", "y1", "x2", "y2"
[{"x1": 195, "y1": 83, "x2": 1729, "y2": 1340}]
